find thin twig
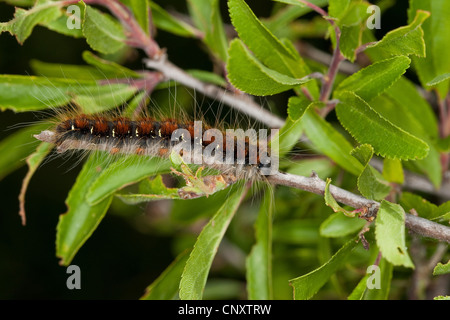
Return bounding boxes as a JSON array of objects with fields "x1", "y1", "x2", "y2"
[
  {"x1": 267, "y1": 171, "x2": 450, "y2": 243},
  {"x1": 70, "y1": 0, "x2": 450, "y2": 243},
  {"x1": 144, "y1": 56, "x2": 285, "y2": 128}
]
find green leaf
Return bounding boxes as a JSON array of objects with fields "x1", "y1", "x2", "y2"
[
  {"x1": 82, "y1": 4, "x2": 126, "y2": 54},
  {"x1": 286, "y1": 158, "x2": 336, "y2": 180},
  {"x1": 150, "y1": 1, "x2": 199, "y2": 37},
  {"x1": 86, "y1": 155, "x2": 172, "y2": 205},
  {"x1": 302, "y1": 106, "x2": 363, "y2": 176},
  {"x1": 339, "y1": 24, "x2": 364, "y2": 63},
  {"x1": 272, "y1": 0, "x2": 327, "y2": 5},
  {"x1": 348, "y1": 257, "x2": 393, "y2": 300},
  {"x1": 246, "y1": 189, "x2": 273, "y2": 300},
  {"x1": 30, "y1": 60, "x2": 112, "y2": 80},
  {"x1": 408, "y1": 2, "x2": 450, "y2": 98},
  {"x1": 116, "y1": 175, "x2": 181, "y2": 204},
  {"x1": 227, "y1": 39, "x2": 311, "y2": 96},
  {"x1": 433, "y1": 261, "x2": 450, "y2": 276},
  {"x1": 434, "y1": 295, "x2": 450, "y2": 300},
  {"x1": 0, "y1": 75, "x2": 136, "y2": 112},
  {"x1": 272, "y1": 219, "x2": 320, "y2": 245},
  {"x1": 335, "y1": 56, "x2": 411, "y2": 102},
  {"x1": 42, "y1": 2, "x2": 84, "y2": 38},
  {"x1": 186, "y1": 69, "x2": 227, "y2": 87},
  {"x1": 56, "y1": 153, "x2": 113, "y2": 265},
  {"x1": 276, "y1": 96, "x2": 310, "y2": 157},
  {"x1": 329, "y1": 0, "x2": 370, "y2": 62},
  {"x1": 140, "y1": 249, "x2": 191, "y2": 300},
  {"x1": 384, "y1": 77, "x2": 438, "y2": 140},
  {"x1": 375, "y1": 201, "x2": 414, "y2": 268},
  {"x1": 179, "y1": 186, "x2": 246, "y2": 300},
  {"x1": 366, "y1": 10, "x2": 429, "y2": 58},
  {"x1": 128, "y1": 0, "x2": 149, "y2": 35},
  {"x1": 264, "y1": 0, "x2": 328, "y2": 38},
  {"x1": 399, "y1": 192, "x2": 450, "y2": 221},
  {"x1": 382, "y1": 158, "x2": 404, "y2": 184},
  {"x1": 289, "y1": 237, "x2": 359, "y2": 300},
  {"x1": 324, "y1": 178, "x2": 356, "y2": 217},
  {"x1": 320, "y1": 212, "x2": 367, "y2": 238},
  {"x1": 370, "y1": 79, "x2": 441, "y2": 187},
  {"x1": 335, "y1": 91, "x2": 429, "y2": 160},
  {"x1": 72, "y1": 85, "x2": 138, "y2": 114},
  {"x1": 188, "y1": 0, "x2": 228, "y2": 60},
  {"x1": 351, "y1": 144, "x2": 391, "y2": 201},
  {"x1": 18, "y1": 141, "x2": 52, "y2": 225},
  {"x1": 82, "y1": 51, "x2": 142, "y2": 78},
  {"x1": 170, "y1": 189, "x2": 230, "y2": 223},
  {"x1": 228, "y1": 0, "x2": 318, "y2": 97},
  {"x1": 0, "y1": 0, "x2": 63, "y2": 43},
  {"x1": 0, "y1": 123, "x2": 49, "y2": 181},
  {"x1": 426, "y1": 73, "x2": 450, "y2": 87}
]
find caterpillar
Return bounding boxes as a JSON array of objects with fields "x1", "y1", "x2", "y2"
[{"x1": 34, "y1": 111, "x2": 279, "y2": 197}]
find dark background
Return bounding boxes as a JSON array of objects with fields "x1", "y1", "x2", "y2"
[{"x1": 0, "y1": 0, "x2": 409, "y2": 299}]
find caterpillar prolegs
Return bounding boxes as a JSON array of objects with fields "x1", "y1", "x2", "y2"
[{"x1": 34, "y1": 113, "x2": 279, "y2": 198}]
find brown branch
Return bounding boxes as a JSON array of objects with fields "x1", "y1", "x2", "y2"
[{"x1": 267, "y1": 171, "x2": 450, "y2": 243}]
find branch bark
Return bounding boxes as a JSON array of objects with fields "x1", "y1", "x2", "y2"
[{"x1": 267, "y1": 171, "x2": 450, "y2": 243}]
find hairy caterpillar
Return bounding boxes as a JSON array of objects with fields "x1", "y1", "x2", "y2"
[{"x1": 34, "y1": 108, "x2": 279, "y2": 198}]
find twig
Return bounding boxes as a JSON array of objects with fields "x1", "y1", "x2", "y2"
[
  {"x1": 267, "y1": 171, "x2": 450, "y2": 243},
  {"x1": 144, "y1": 56, "x2": 285, "y2": 128}
]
